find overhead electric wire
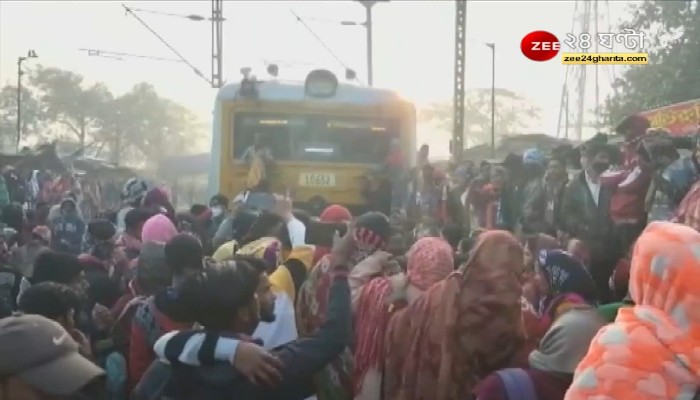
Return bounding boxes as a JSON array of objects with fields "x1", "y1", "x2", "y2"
[
  {"x1": 79, "y1": 48, "x2": 185, "y2": 63},
  {"x1": 121, "y1": 3, "x2": 213, "y2": 86},
  {"x1": 289, "y1": 9, "x2": 362, "y2": 84},
  {"x1": 120, "y1": 6, "x2": 223, "y2": 21},
  {"x1": 295, "y1": 15, "x2": 350, "y2": 25}
]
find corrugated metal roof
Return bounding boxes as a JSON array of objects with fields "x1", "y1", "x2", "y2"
[{"x1": 216, "y1": 79, "x2": 409, "y2": 106}]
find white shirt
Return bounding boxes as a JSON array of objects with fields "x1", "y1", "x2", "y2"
[
  {"x1": 286, "y1": 217, "x2": 306, "y2": 247},
  {"x1": 585, "y1": 171, "x2": 601, "y2": 207}
]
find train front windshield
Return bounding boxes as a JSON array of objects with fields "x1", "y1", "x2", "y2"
[{"x1": 233, "y1": 112, "x2": 400, "y2": 164}]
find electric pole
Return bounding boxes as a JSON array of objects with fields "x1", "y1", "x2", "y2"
[
  {"x1": 212, "y1": 0, "x2": 224, "y2": 88},
  {"x1": 363, "y1": 1, "x2": 375, "y2": 86},
  {"x1": 16, "y1": 50, "x2": 38, "y2": 152},
  {"x1": 452, "y1": 0, "x2": 467, "y2": 161}
]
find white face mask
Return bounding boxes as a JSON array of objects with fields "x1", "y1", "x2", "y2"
[{"x1": 212, "y1": 206, "x2": 224, "y2": 217}]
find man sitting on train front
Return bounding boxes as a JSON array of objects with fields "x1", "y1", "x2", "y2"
[{"x1": 244, "y1": 132, "x2": 274, "y2": 189}]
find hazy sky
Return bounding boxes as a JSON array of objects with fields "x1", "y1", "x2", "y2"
[{"x1": 0, "y1": 0, "x2": 637, "y2": 158}]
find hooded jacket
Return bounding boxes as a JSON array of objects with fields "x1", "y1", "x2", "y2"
[{"x1": 50, "y1": 198, "x2": 86, "y2": 255}]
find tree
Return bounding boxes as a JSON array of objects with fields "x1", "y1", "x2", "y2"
[
  {"x1": 28, "y1": 66, "x2": 113, "y2": 146},
  {"x1": 603, "y1": 0, "x2": 700, "y2": 124},
  {"x1": 108, "y1": 83, "x2": 204, "y2": 166},
  {"x1": 0, "y1": 85, "x2": 44, "y2": 151},
  {"x1": 419, "y1": 88, "x2": 541, "y2": 147},
  {"x1": 0, "y1": 65, "x2": 204, "y2": 169}
]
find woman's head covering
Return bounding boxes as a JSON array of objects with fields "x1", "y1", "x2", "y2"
[
  {"x1": 537, "y1": 249, "x2": 598, "y2": 331},
  {"x1": 141, "y1": 214, "x2": 178, "y2": 243},
  {"x1": 528, "y1": 307, "x2": 606, "y2": 374},
  {"x1": 538, "y1": 249, "x2": 598, "y2": 304},
  {"x1": 354, "y1": 237, "x2": 453, "y2": 394},
  {"x1": 294, "y1": 211, "x2": 390, "y2": 399},
  {"x1": 319, "y1": 205, "x2": 352, "y2": 223},
  {"x1": 384, "y1": 230, "x2": 525, "y2": 400},
  {"x1": 568, "y1": 222, "x2": 700, "y2": 399},
  {"x1": 237, "y1": 237, "x2": 282, "y2": 273},
  {"x1": 313, "y1": 206, "x2": 352, "y2": 265},
  {"x1": 406, "y1": 237, "x2": 454, "y2": 290},
  {"x1": 351, "y1": 212, "x2": 391, "y2": 264},
  {"x1": 142, "y1": 187, "x2": 175, "y2": 219}
]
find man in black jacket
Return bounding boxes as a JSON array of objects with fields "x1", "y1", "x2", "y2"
[
  {"x1": 133, "y1": 227, "x2": 354, "y2": 400},
  {"x1": 560, "y1": 141, "x2": 617, "y2": 302}
]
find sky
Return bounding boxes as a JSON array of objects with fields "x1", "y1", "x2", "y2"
[{"x1": 0, "y1": 0, "x2": 638, "y2": 159}]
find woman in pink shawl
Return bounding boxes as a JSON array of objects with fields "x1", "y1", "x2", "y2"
[{"x1": 141, "y1": 214, "x2": 178, "y2": 244}]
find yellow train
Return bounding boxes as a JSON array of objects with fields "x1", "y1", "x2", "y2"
[{"x1": 208, "y1": 69, "x2": 416, "y2": 214}]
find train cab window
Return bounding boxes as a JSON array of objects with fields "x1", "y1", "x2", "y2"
[
  {"x1": 232, "y1": 113, "x2": 301, "y2": 161},
  {"x1": 313, "y1": 116, "x2": 398, "y2": 164}
]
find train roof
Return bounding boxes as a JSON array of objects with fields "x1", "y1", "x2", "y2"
[{"x1": 216, "y1": 79, "x2": 411, "y2": 106}]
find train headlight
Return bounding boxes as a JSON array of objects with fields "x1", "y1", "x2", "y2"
[{"x1": 305, "y1": 69, "x2": 338, "y2": 98}]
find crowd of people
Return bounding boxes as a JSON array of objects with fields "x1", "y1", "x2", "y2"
[{"x1": 2, "y1": 113, "x2": 700, "y2": 400}]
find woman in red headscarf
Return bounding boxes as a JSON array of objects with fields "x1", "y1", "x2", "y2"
[{"x1": 312, "y1": 205, "x2": 352, "y2": 264}]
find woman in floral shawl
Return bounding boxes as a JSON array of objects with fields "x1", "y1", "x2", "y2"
[
  {"x1": 383, "y1": 230, "x2": 526, "y2": 400},
  {"x1": 565, "y1": 222, "x2": 700, "y2": 400},
  {"x1": 296, "y1": 212, "x2": 392, "y2": 400}
]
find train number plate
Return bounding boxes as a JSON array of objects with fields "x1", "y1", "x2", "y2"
[{"x1": 299, "y1": 173, "x2": 336, "y2": 187}]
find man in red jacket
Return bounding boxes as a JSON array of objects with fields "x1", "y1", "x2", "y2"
[{"x1": 599, "y1": 114, "x2": 652, "y2": 256}]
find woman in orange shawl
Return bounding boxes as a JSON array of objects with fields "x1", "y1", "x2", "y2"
[
  {"x1": 565, "y1": 221, "x2": 700, "y2": 400},
  {"x1": 383, "y1": 230, "x2": 526, "y2": 400},
  {"x1": 352, "y1": 236, "x2": 454, "y2": 400}
]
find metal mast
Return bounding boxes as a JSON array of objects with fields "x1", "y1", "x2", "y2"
[
  {"x1": 573, "y1": 0, "x2": 591, "y2": 140},
  {"x1": 557, "y1": 0, "x2": 608, "y2": 140},
  {"x1": 593, "y1": 0, "x2": 600, "y2": 128},
  {"x1": 452, "y1": 0, "x2": 467, "y2": 160},
  {"x1": 211, "y1": 0, "x2": 224, "y2": 88}
]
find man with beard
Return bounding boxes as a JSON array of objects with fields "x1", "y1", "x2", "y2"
[{"x1": 134, "y1": 238, "x2": 353, "y2": 400}]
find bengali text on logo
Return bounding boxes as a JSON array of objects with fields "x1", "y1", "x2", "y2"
[
  {"x1": 521, "y1": 28, "x2": 647, "y2": 63},
  {"x1": 562, "y1": 29, "x2": 646, "y2": 51}
]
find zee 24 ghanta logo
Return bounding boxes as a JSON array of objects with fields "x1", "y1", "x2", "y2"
[{"x1": 520, "y1": 29, "x2": 646, "y2": 62}]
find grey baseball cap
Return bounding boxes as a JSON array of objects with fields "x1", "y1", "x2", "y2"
[{"x1": 0, "y1": 314, "x2": 104, "y2": 395}]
